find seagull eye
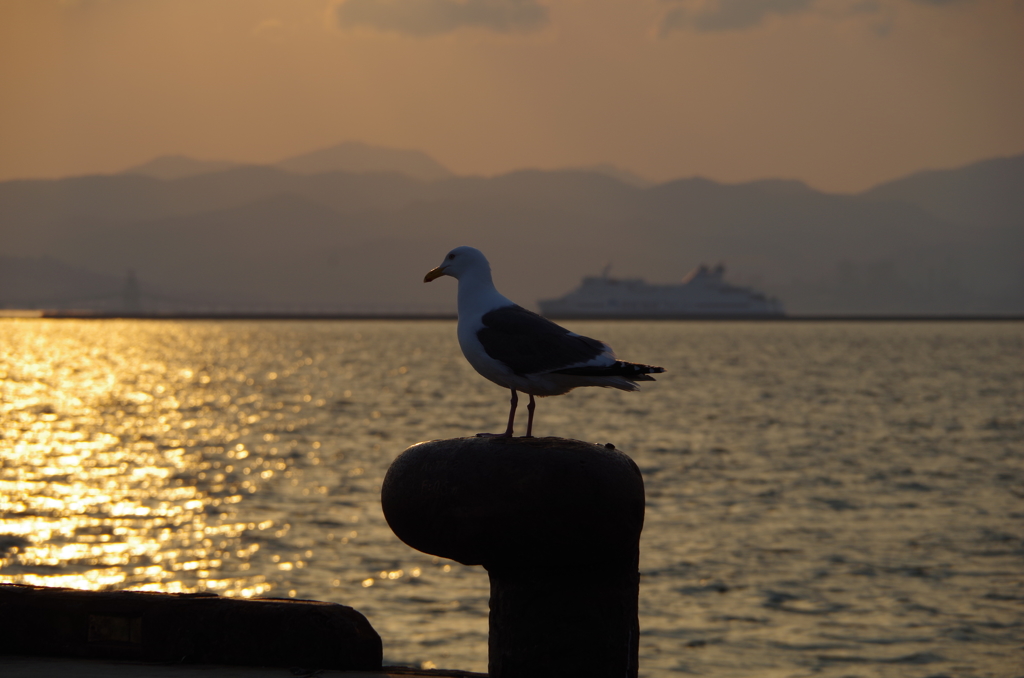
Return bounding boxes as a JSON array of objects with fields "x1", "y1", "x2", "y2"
[{"x1": 447, "y1": 253, "x2": 455, "y2": 260}]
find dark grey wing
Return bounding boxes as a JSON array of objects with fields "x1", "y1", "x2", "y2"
[{"x1": 477, "y1": 305, "x2": 606, "y2": 375}]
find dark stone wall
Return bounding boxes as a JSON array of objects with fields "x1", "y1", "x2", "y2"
[{"x1": 0, "y1": 584, "x2": 382, "y2": 670}]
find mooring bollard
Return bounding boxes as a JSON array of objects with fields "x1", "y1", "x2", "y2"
[{"x1": 381, "y1": 437, "x2": 645, "y2": 678}]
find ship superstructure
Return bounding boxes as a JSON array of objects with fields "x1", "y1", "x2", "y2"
[{"x1": 538, "y1": 264, "x2": 784, "y2": 318}]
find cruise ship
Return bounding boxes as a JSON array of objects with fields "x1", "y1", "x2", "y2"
[{"x1": 538, "y1": 264, "x2": 784, "y2": 319}]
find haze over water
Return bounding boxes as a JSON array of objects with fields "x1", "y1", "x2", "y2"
[{"x1": 1, "y1": 319, "x2": 1021, "y2": 676}]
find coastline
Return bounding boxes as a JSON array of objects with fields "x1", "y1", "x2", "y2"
[{"x1": 1, "y1": 310, "x2": 1021, "y2": 321}]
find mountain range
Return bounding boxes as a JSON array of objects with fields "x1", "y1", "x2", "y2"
[
  {"x1": 122, "y1": 141, "x2": 454, "y2": 183},
  {"x1": 1, "y1": 142, "x2": 1021, "y2": 315}
]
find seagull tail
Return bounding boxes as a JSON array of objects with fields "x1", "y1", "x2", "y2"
[{"x1": 553, "y1": 361, "x2": 665, "y2": 381}]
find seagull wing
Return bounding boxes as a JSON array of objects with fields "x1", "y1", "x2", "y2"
[{"x1": 477, "y1": 305, "x2": 608, "y2": 376}]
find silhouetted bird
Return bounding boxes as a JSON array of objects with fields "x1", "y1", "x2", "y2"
[{"x1": 424, "y1": 246, "x2": 665, "y2": 438}]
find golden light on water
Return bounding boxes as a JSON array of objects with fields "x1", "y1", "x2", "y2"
[{"x1": 0, "y1": 320, "x2": 303, "y2": 598}]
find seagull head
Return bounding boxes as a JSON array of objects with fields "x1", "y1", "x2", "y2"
[{"x1": 424, "y1": 246, "x2": 490, "y2": 282}]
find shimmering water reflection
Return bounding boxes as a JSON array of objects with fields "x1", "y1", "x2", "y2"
[{"x1": 1, "y1": 320, "x2": 1022, "y2": 676}]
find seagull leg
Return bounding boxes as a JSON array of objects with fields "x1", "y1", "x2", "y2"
[
  {"x1": 476, "y1": 388, "x2": 517, "y2": 438},
  {"x1": 525, "y1": 394, "x2": 536, "y2": 438},
  {"x1": 504, "y1": 389, "x2": 518, "y2": 437}
]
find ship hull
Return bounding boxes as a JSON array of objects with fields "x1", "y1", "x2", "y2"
[{"x1": 538, "y1": 267, "x2": 785, "y2": 319}]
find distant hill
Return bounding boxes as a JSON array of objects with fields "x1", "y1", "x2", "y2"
[
  {"x1": 0, "y1": 256, "x2": 127, "y2": 309},
  {"x1": 120, "y1": 142, "x2": 454, "y2": 183},
  {"x1": 0, "y1": 165, "x2": 424, "y2": 253},
  {"x1": 861, "y1": 154, "x2": 1024, "y2": 229},
  {"x1": 857, "y1": 153, "x2": 1024, "y2": 313},
  {"x1": 569, "y1": 164, "x2": 654, "y2": 188},
  {"x1": 0, "y1": 255, "x2": 201, "y2": 311},
  {"x1": 122, "y1": 155, "x2": 240, "y2": 180},
  {"x1": 2, "y1": 152, "x2": 1021, "y2": 314},
  {"x1": 274, "y1": 141, "x2": 453, "y2": 182}
]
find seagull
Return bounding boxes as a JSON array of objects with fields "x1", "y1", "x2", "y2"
[{"x1": 424, "y1": 246, "x2": 665, "y2": 438}]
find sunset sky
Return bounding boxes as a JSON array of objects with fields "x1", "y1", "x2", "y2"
[{"x1": 2, "y1": 0, "x2": 1022, "y2": 191}]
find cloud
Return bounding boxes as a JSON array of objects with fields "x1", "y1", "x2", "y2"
[
  {"x1": 846, "y1": 0, "x2": 883, "y2": 15},
  {"x1": 661, "y1": 0, "x2": 817, "y2": 34},
  {"x1": 334, "y1": 0, "x2": 548, "y2": 36},
  {"x1": 659, "y1": 0, "x2": 972, "y2": 34}
]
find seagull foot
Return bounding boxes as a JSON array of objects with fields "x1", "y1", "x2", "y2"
[{"x1": 475, "y1": 432, "x2": 513, "y2": 438}]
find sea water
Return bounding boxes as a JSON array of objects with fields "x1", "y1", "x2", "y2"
[{"x1": 0, "y1": 319, "x2": 1021, "y2": 677}]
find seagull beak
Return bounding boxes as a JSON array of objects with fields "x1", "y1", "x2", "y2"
[{"x1": 424, "y1": 266, "x2": 448, "y2": 283}]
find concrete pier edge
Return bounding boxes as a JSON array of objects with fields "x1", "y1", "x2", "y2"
[{"x1": 0, "y1": 584, "x2": 382, "y2": 671}]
